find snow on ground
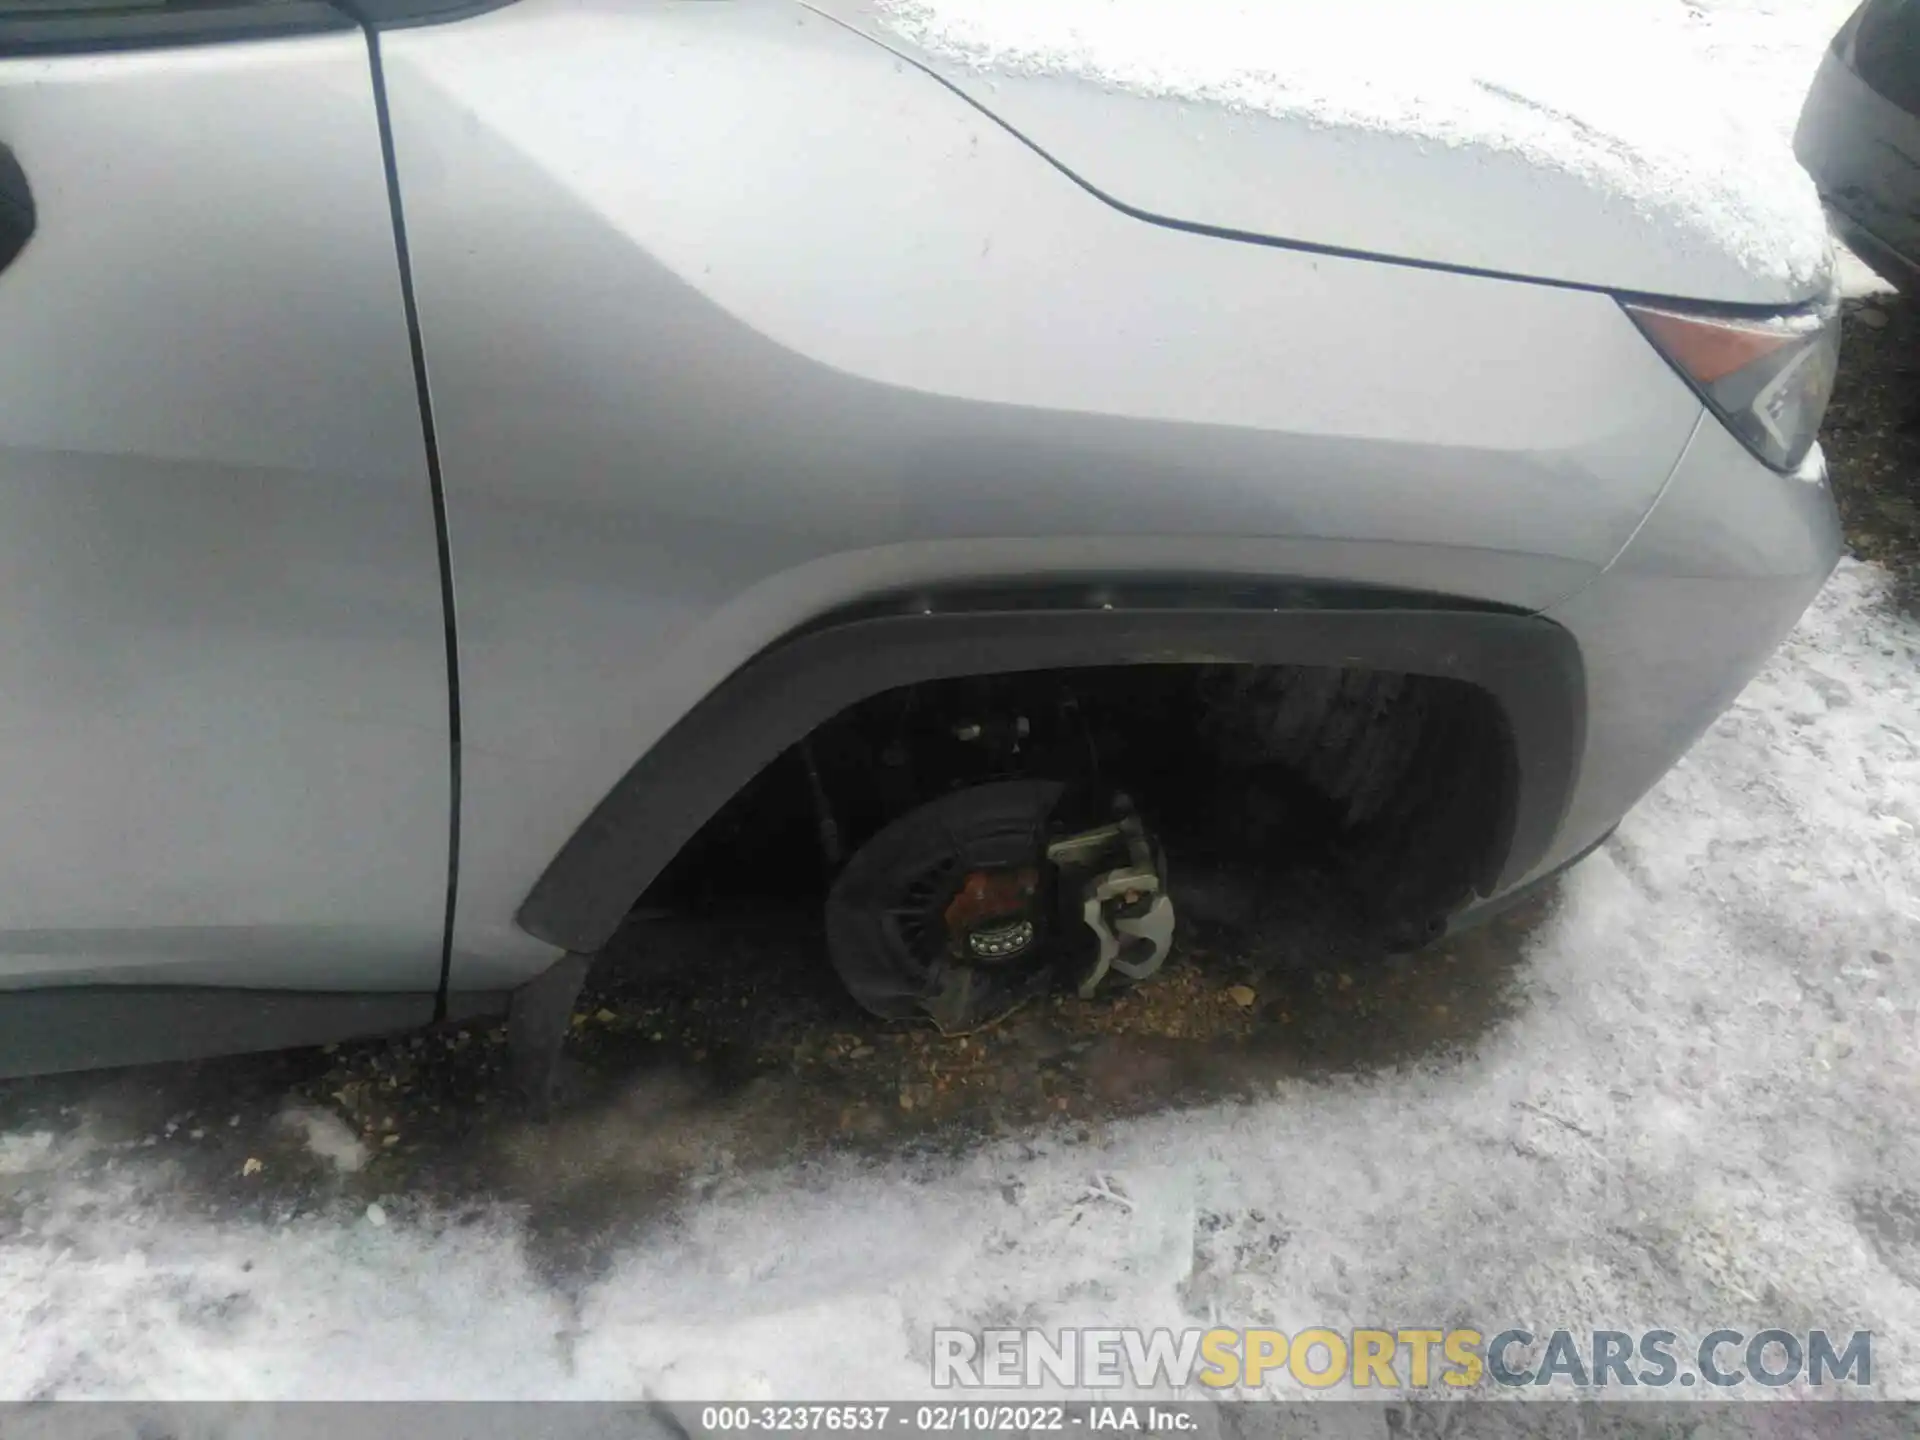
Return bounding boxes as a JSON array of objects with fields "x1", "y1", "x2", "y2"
[{"x1": 0, "y1": 560, "x2": 1914, "y2": 1401}]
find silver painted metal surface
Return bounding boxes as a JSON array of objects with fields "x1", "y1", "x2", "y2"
[
  {"x1": 0, "y1": 34, "x2": 450, "y2": 990},
  {"x1": 378, "y1": 0, "x2": 1712, "y2": 990},
  {"x1": 1536, "y1": 421, "x2": 1843, "y2": 883}
]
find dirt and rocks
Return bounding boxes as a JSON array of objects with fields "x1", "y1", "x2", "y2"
[
  {"x1": 0, "y1": 881, "x2": 1548, "y2": 1277},
  {"x1": 1825, "y1": 292, "x2": 1920, "y2": 608}
]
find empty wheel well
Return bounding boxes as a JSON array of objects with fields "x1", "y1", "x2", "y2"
[
  {"x1": 514, "y1": 597, "x2": 1582, "y2": 956},
  {"x1": 637, "y1": 661, "x2": 1517, "y2": 944}
]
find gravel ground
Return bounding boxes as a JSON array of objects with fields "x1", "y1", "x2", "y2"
[
  {"x1": 1826, "y1": 295, "x2": 1920, "y2": 609},
  {"x1": 0, "y1": 848, "x2": 1553, "y2": 1283}
]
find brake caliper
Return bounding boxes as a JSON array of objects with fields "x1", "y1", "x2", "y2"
[{"x1": 1045, "y1": 801, "x2": 1176, "y2": 998}]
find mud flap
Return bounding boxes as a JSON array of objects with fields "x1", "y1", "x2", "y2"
[{"x1": 506, "y1": 950, "x2": 592, "y2": 1111}]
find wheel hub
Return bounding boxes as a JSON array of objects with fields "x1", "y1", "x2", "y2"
[
  {"x1": 944, "y1": 867, "x2": 1040, "y2": 964},
  {"x1": 823, "y1": 780, "x2": 1176, "y2": 1033},
  {"x1": 965, "y1": 916, "x2": 1036, "y2": 961}
]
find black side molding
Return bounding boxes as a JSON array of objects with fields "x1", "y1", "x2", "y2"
[
  {"x1": 333, "y1": 0, "x2": 521, "y2": 28},
  {"x1": 517, "y1": 592, "x2": 1586, "y2": 957},
  {"x1": 0, "y1": 2, "x2": 350, "y2": 55},
  {"x1": 0, "y1": 0, "x2": 517, "y2": 57},
  {"x1": 0, "y1": 984, "x2": 516, "y2": 1079},
  {"x1": 0, "y1": 986, "x2": 434, "y2": 1079},
  {"x1": 0, "y1": 144, "x2": 32, "y2": 280}
]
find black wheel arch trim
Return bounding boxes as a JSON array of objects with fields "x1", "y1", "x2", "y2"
[
  {"x1": 0, "y1": 1, "x2": 350, "y2": 55},
  {"x1": 516, "y1": 584, "x2": 1587, "y2": 957},
  {"x1": 0, "y1": 0, "x2": 518, "y2": 57},
  {"x1": 334, "y1": 0, "x2": 521, "y2": 29}
]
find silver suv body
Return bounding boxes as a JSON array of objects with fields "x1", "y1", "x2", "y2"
[{"x1": 0, "y1": 0, "x2": 1841, "y2": 1074}]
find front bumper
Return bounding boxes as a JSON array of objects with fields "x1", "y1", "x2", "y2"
[
  {"x1": 1825, "y1": 204, "x2": 1918, "y2": 293},
  {"x1": 1796, "y1": 45, "x2": 1920, "y2": 291},
  {"x1": 1468, "y1": 411, "x2": 1843, "y2": 913}
]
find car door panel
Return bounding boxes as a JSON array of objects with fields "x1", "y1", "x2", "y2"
[{"x1": 0, "y1": 30, "x2": 451, "y2": 991}]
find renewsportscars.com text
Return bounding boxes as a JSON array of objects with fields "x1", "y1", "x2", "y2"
[{"x1": 931, "y1": 1327, "x2": 1873, "y2": 1390}]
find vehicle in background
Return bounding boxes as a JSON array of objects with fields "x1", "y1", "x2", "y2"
[{"x1": 1797, "y1": 0, "x2": 1920, "y2": 289}]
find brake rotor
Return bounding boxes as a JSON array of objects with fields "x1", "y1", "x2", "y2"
[{"x1": 824, "y1": 781, "x2": 1065, "y2": 1033}]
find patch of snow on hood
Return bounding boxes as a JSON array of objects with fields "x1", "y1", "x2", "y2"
[{"x1": 874, "y1": 0, "x2": 1833, "y2": 298}]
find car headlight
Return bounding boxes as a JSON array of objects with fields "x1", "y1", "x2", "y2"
[{"x1": 1623, "y1": 299, "x2": 1841, "y2": 472}]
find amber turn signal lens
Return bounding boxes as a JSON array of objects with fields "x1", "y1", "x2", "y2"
[{"x1": 1624, "y1": 299, "x2": 1840, "y2": 473}]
